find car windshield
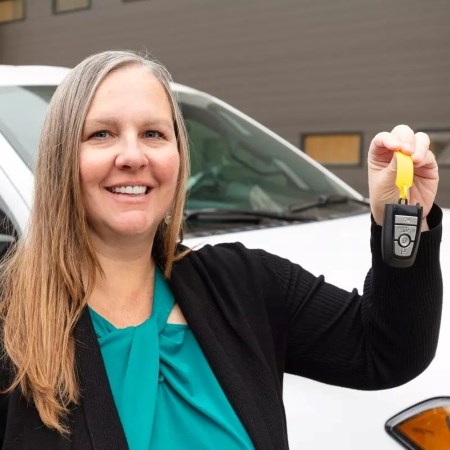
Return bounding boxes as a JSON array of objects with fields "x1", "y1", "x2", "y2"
[
  {"x1": 177, "y1": 90, "x2": 368, "y2": 229},
  {"x1": 0, "y1": 85, "x2": 369, "y2": 234},
  {"x1": 0, "y1": 86, "x2": 56, "y2": 169}
]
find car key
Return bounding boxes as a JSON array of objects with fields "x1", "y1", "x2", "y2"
[{"x1": 382, "y1": 151, "x2": 422, "y2": 268}]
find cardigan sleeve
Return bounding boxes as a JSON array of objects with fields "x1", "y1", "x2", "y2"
[{"x1": 279, "y1": 203, "x2": 443, "y2": 389}]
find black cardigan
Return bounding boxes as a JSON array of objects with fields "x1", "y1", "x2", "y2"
[{"x1": 0, "y1": 206, "x2": 443, "y2": 449}]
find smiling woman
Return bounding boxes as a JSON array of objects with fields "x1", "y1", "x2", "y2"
[
  {"x1": 79, "y1": 66, "x2": 180, "y2": 249},
  {"x1": 0, "y1": 50, "x2": 444, "y2": 450}
]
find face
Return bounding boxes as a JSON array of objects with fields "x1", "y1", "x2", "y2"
[{"x1": 79, "y1": 65, "x2": 180, "y2": 245}]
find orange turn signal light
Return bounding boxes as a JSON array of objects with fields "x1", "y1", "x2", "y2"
[{"x1": 385, "y1": 397, "x2": 450, "y2": 449}]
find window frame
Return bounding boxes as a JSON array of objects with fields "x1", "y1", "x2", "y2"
[
  {"x1": 0, "y1": 0, "x2": 25, "y2": 25},
  {"x1": 418, "y1": 128, "x2": 450, "y2": 167},
  {"x1": 52, "y1": 0, "x2": 91, "y2": 15},
  {"x1": 299, "y1": 131, "x2": 364, "y2": 168}
]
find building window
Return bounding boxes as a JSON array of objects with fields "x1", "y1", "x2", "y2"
[
  {"x1": 300, "y1": 132, "x2": 362, "y2": 166},
  {"x1": 0, "y1": 0, "x2": 24, "y2": 24},
  {"x1": 424, "y1": 130, "x2": 450, "y2": 166},
  {"x1": 53, "y1": 0, "x2": 90, "y2": 14}
]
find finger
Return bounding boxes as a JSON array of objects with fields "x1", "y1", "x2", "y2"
[
  {"x1": 370, "y1": 131, "x2": 403, "y2": 153},
  {"x1": 391, "y1": 124, "x2": 415, "y2": 153},
  {"x1": 415, "y1": 147, "x2": 437, "y2": 170},
  {"x1": 411, "y1": 132, "x2": 431, "y2": 163}
]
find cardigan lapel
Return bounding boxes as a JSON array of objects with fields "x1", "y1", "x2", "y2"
[
  {"x1": 72, "y1": 308, "x2": 129, "y2": 450},
  {"x1": 170, "y1": 254, "x2": 287, "y2": 450}
]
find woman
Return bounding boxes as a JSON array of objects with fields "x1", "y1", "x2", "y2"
[{"x1": 0, "y1": 50, "x2": 442, "y2": 449}]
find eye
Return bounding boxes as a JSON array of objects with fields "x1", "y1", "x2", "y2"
[
  {"x1": 90, "y1": 130, "x2": 111, "y2": 140},
  {"x1": 144, "y1": 130, "x2": 163, "y2": 139}
]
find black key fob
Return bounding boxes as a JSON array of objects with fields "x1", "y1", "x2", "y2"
[{"x1": 382, "y1": 202, "x2": 422, "y2": 268}]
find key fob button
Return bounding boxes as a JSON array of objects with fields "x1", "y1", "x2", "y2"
[
  {"x1": 394, "y1": 214, "x2": 419, "y2": 226},
  {"x1": 398, "y1": 234, "x2": 411, "y2": 247},
  {"x1": 395, "y1": 241, "x2": 414, "y2": 256},
  {"x1": 394, "y1": 224, "x2": 417, "y2": 241}
]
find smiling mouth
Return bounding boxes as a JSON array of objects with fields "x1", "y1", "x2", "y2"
[{"x1": 107, "y1": 185, "x2": 150, "y2": 195}]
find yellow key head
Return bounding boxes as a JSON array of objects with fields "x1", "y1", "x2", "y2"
[{"x1": 395, "y1": 151, "x2": 414, "y2": 201}]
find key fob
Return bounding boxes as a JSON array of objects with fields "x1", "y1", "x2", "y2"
[{"x1": 382, "y1": 202, "x2": 422, "y2": 268}]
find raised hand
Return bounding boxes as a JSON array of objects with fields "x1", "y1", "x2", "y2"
[{"x1": 368, "y1": 124, "x2": 439, "y2": 226}]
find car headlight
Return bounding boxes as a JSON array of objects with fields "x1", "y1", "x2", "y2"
[{"x1": 385, "y1": 397, "x2": 450, "y2": 449}]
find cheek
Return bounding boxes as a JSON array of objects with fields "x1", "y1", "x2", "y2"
[
  {"x1": 79, "y1": 148, "x2": 107, "y2": 191},
  {"x1": 158, "y1": 150, "x2": 181, "y2": 187},
  {"x1": 79, "y1": 149, "x2": 95, "y2": 188}
]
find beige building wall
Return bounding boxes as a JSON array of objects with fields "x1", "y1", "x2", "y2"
[{"x1": 1, "y1": 0, "x2": 449, "y2": 205}]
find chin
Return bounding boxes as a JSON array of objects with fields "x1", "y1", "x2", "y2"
[
  {"x1": 101, "y1": 218, "x2": 159, "y2": 242},
  {"x1": 114, "y1": 221, "x2": 157, "y2": 238}
]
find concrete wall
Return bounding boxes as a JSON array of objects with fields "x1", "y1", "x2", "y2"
[{"x1": 1, "y1": 0, "x2": 449, "y2": 205}]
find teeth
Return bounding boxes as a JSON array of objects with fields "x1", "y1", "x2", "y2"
[{"x1": 110, "y1": 186, "x2": 147, "y2": 195}]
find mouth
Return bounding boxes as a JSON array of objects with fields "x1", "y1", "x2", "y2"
[{"x1": 106, "y1": 185, "x2": 150, "y2": 196}]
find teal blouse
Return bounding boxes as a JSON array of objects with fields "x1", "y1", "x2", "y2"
[{"x1": 89, "y1": 268, "x2": 254, "y2": 450}]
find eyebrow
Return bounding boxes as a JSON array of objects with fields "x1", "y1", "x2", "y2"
[{"x1": 83, "y1": 117, "x2": 174, "y2": 130}]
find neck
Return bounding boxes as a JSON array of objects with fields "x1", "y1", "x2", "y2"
[{"x1": 87, "y1": 234, "x2": 157, "y2": 328}]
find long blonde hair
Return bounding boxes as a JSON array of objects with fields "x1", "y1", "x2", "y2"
[{"x1": 0, "y1": 50, "x2": 190, "y2": 433}]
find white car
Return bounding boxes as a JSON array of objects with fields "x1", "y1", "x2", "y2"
[{"x1": 1, "y1": 65, "x2": 449, "y2": 449}]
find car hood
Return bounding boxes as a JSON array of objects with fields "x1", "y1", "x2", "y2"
[
  {"x1": 186, "y1": 212, "x2": 372, "y2": 291},
  {"x1": 186, "y1": 208, "x2": 449, "y2": 290}
]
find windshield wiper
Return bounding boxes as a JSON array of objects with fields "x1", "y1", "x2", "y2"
[
  {"x1": 184, "y1": 208, "x2": 315, "y2": 223},
  {"x1": 289, "y1": 194, "x2": 370, "y2": 214}
]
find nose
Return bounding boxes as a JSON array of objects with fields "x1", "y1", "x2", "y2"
[{"x1": 115, "y1": 135, "x2": 149, "y2": 170}]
